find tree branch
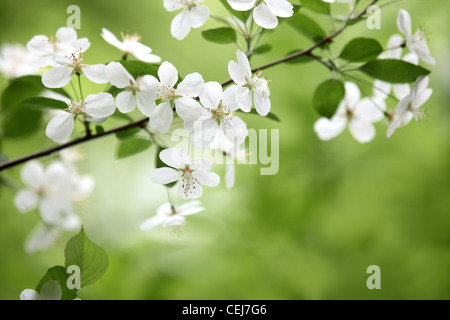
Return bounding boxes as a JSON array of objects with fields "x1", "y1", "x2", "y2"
[{"x1": 0, "y1": 0, "x2": 378, "y2": 172}]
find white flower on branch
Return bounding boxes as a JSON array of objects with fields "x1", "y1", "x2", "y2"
[
  {"x1": 0, "y1": 44, "x2": 38, "y2": 79},
  {"x1": 101, "y1": 28, "x2": 161, "y2": 63},
  {"x1": 164, "y1": 0, "x2": 210, "y2": 40},
  {"x1": 314, "y1": 82, "x2": 385, "y2": 143},
  {"x1": 227, "y1": 0, "x2": 293, "y2": 29},
  {"x1": 140, "y1": 201, "x2": 204, "y2": 233},
  {"x1": 27, "y1": 27, "x2": 90, "y2": 68},
  {"x1": 145, "y1": 61, "x2": 205, "y2": 133},
  {"x1": 228, "y1": 50, "x2": 271, "y2": 116},
  {"x1": 150, "y1": 148, "x2": 220, "y2": 200},
  {"x1": 397, "y1": 9, "x2": 435, "y2": 65},
  {"x1": 106, "y1": 61, "x2": 158, "y2": 117},
  {"x1": 20, "y1": 280, "x2": 62, "y2": 300},
  {"x1": 189, "y1": 81, "x2": 248, "y2": 148},
  {"x1": 42, "y1": 51, "x2": 108, "y2": 88},
  {"x1": 14, "y1": 161, "x2": 92, "y2": 229},
  {"x1": 46, "y1": 93, "x2": 115, "y2": 143},
  {"x1": 387, "y1": 76, "x2": 432, "y2": 138}
]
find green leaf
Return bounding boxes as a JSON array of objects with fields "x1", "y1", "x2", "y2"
[
  {"x1": 1, "y1": 108, "x2": 43, "y2": 138},
  {"x1": 359, "y1": 59, "x2": 431, "y2": 83},
  {"x1": 253, "y1": 44, "x2": 273, "y2": 55},
  {"x1": 235, "y1": 109, "x2": 281, "y2": 122},
  {"x1": 313, "y1": 79, "x2": 345, "y2": 118},
  {"x1": 1, "y1": 75, "x2": 69, "y2": 112},
  {"x1": 340, "y1": 38, "x2": 383, "y2": 62},
  {"x1": 95, "y1": 125, "x2": 105, "y2": 135},
  {"x1": 118, "y1": 60, "x2": 159, "y2": 79},
  {"x1": 116, "y1": 137, "x2": 152, "y2": 159},
  {"x1": 36, "y1": 266, "x2": 76, "y2": 300},
  {"x1": 301, "y1": 0, "x2": 330, "y2": 15},
  {"x1": 115, "y1": 127, "x2": 141, "y2": 140},
  {"x1": 288, "y1": 13, "x2": 327, "y2": 43},
  {"x1": 218, "y1": 0, "x2": 251, "y2": 23},
  {"x1": 21, "y1": 97, "x2": 68, "y2": 110},
  {"x1": 64, "y1": 228, "x2": 109, "y2": 288},
  {"x1": 202, "y1": 27, "x2": 237, "y2": 44}
]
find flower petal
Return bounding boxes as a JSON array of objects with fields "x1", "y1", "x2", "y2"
[
  {"x1": 313, "y1": 116, "x2": 347, "y2": 141},
  {"x1": 171, "y1": 10, "x2": 191, "y2": 40},
  {"x1": 176, "y1": 72, "x2": 204, "y2": 97},
  {"x1": 192, "y1": 170, "x2": 220, "y2": 187},
  {"x1": 397, "y1": 9, "x2": 412, "y2": 37},
  {"x1": 159, "y1": 148, "x2": 190, "y2": 169},
  {"x1": 150, "y1": 101, "x2": 174, "y2": 133},
  {"x1": 14, "y1": 189, "x2": 39, "y2": 213},
  {"x1": 46, "y1": 113, "x2": 75, "y2": 143},
  {"x1": 83, "y1": 64, "x2": 108, "y2": 84},
  {"x1": 150, "y1": 167, "x2": 182, "y2": 185},
  {"x1": 200, "y1": 81, "x2": 223, "y2": 109},
  {"x1": 253, "y1": 3, "x2": 279, "y2": 29},
  {"x1": 21, "y1": 161, "x2": 44, "y2": 190},
  {"x1": 267, "y1": 0, "x2": 294, "y2": 18},
  {"x1": 106, "y1": 61, "x2": 134, "y2": 88},
  {"x1": 116, "y1": 91, "x2": 136, "y2": 113},
  {"x1": 158, "y1": 61, "x2": 178, "y2": 87},
  {"x1": 189, "y1": 5, "x2": 210, "y2": 28},
  {"x1": 20, "y1": 289, "x2": 40, "y2": 300},
  {"x1": 84, "y1": 92, "x2": 116, "y2": 118},
  {"x1": 227, "y1": 0, "x2": 256, "y2": 11},
  {"x1": 42, "y1": 67, "x2": 73, "y2": 88},
  {"x1": 140, "y1": 214, "x2": 167, "y2": 230}
]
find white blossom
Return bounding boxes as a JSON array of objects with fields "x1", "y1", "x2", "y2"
[
  {"x1": 164, "y1": 0, "x2": 210, "y2": 40},
  {"x1": 45, "y1": 92, "x2": 115, "y2": 143},
  {"x1": 387, "y1": 76, "x2": 432, "y2": 138},
  {"x1": 397, "y1": 9, "x2": 435, "y2": 65},
  {"x1": 146, "y1": 61, "x2": 204, "y2": 133},
  {"x1": 228, "y1": 50, "x2": 271, "y2": 116},
  {"x1": 42, "y1": 51, "x2": 108, "y2": 88},
  {"x1": 150, "y1": 148, "x2": 220, "y2": 200},
  {"x1": 190, "y1": 82, "x2": 248, "y2": 148},
  {"x1": 0, "y1": 44, "x2": 38, "y2": 79},
  {"x1": 101, "y1": 28, "x2": 161, "y2": 63},
  {"x1": 106, "y1": 61, "x2": 158, "y2": 116},
  {"x1": 27, "y1": 27, "x2": 90, "y2": 68},
  {"x1": 227, "y1": 0, "x2": 293, "y2": 29},
  {"x1": 140, "y1": 201, "x2": 204, "y2": 233},
  {"x1": 314, "y1": 82, "x2": 385, "y2": 143}
]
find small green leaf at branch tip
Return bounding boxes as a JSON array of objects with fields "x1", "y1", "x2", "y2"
[
  {"x1": 340, "y1": 38, "x2": 383, "y2": 62},
  {"x1": 283, "y1": 49, "x2": 314, "y2": 64},
  {"x1": 359, "y1": 59, "x2": 431, "y2": 83},
  {"x1": 116, "y1": 137, "x2": 152, "y2": 159},
  {"x1": 64, "y1": 227, "x2": 109, "y2": 288},
  {"x1": 313, "y1": 79, "x2": 345, "y2": 119},
  {"x1": 253, "y1": 44, "x2": 273, "y2": 55},
  {"x1": 95, "y1": 125, "x2": 105, "y2": 135},
  {"x1": 288, "y1": 13, "x2": 327, "y2": 45},
  {"x1": 21, "y1": 97, "x2": 68, "y2": 110},
  {"x1": 202, "y1": 27, "x2": 237, "y2": 44},
  {"x1": 118, "y1": 60, "x2": 160, "y2": 79},
  {"x1": 36, "y1": 266, "x2": 76, "y2": 300}
]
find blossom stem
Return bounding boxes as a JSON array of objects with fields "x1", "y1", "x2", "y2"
[{"x1": 70, "y1": 80, "x2": 79, "y2": 101}]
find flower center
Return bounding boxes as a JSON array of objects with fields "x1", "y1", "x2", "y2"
[
  {"x1": 129, "y1": 76, "x2": 143, "y2": 93},
  {"x1": 157, "y1": 85, "x2": 176, "y2": 102},
  {"x1": 69, "y1": 51, "x2": 84, "y2": 73},
  {"x1": 47, "y1": 35, "x2": 59, "y2": 50},
  {"x1": 244, "y1": 71, "x2": 267, "y2": 91},
  {"x1": 408, "y1": 103, "x2": 427, "y2": 122},
  {"x1": 181, "y1": 0, "x2": 196, "y2": 9},
  {"x1": 68, "y1": 100, "x2": 86, "y2": 116},
  {"x1": 122, "y1": 32, "x2": 141, "y2": 43},
  {"x1": 212, "y1": 104, "x2": 232, "y2": 124}
]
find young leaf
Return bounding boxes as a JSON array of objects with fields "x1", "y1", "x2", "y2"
[
  {"x1": 119, "y1": 60, "x2": 159, "y2": 79},
  {"x1": 289, "y1": 13, "x2": 327, "y2": 43},
  {"x1": 1, "y1": 108, "x2": 43, "y2": 138},
  {"x1": 283, "y1": 49, "x2": 314, "y2": 64},
  {"x1": 35, "y1": 266, "x2": 76, "y2": 300},
  {"x1": 301, "y1": 0, "x2": 330, "y2": 15},
  {"x1": 21, "y1": 97, "x2": 68, "y2": 110},
  {"x1": 253, "y1": 44, "x2": 273, "y2": 55},
  {"x1": 115, "y1": 127, "x2": 141, "y2": 140},
  {"x1": 1, "y1": 75, "x2": 69, "y2": 112},
  {"x1": 313, "y1": 79, "x2": 345, "y2": 118},
  {"x1": 359, "y1": 59, "x2": 431, "y2": 83},
  {"x1": 116, "y1": 137, "x2": 152, "y2": 159},
  {"x1": 202, "y1": 27, "x2": 237, "y2": 44},
  {"x1": 340, "y1": 38, "x2": 383, "y2": 62},
  {"x1": 64, "y1": 228, "x2": 109, "y2": 288}
]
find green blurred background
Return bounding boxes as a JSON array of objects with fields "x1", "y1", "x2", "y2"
[{"x1": 1, "y1": 0, "x2": 450, "y2": 299}]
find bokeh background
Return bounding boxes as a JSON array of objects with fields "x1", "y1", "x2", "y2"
[{"x1": 1, "y1": 0, "x2": 450, "y2": 300}]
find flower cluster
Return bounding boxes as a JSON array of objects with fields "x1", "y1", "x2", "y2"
[{"x1": 314, "y1": 8, "x2": 434, "y2": 143}]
